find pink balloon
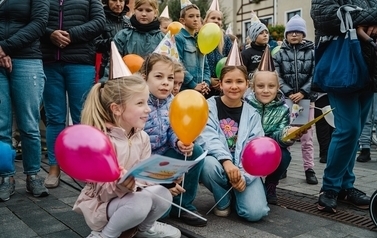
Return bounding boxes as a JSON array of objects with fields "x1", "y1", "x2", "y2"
[
  {"x1": 242, "y1": 137, "x2": 282, "y2": 176},
  {"x1": 55, "y1": 125, "x2": 120, "y2": 182}
]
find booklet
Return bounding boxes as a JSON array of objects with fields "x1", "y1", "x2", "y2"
[
  {"x1": 285, "y1": 99, "x2": 311, "y2": 125},
  {"x1": 282, "y1": 108, "x2": 335, "y2": 141},
  {"x1": 118, "y1": 150, "x2": 208, "y2": 184}
]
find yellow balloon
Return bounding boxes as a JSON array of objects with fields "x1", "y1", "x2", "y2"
[
  {"x1": 169, "y1": 90, "x2": 209, "y2": 145},
  {"x1": 197, "y1": 23, "x2": 222, "y2": 55}
]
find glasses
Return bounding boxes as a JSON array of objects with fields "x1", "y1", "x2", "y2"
[{"x1": 287, "y1": 31, "x2": 303, "y2": 36}]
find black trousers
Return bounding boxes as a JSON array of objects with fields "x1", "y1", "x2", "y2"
[{"x1": 314, "y1": 95, "x2": 334, "y2": 158}]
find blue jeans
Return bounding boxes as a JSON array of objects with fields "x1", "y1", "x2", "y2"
[
  {"x1": 323, "y1": 91, "x2": 373, "y2": 192},
  {"x1": 43, "y1": 63, "x2": 95, "y2": 166},
  {"x1": 0, "y1": 59, "x2": 45, "y2": 176},
  {"x1": 265, "y1": 147, "x2": 292, "y2": 183},
  {"x1": 359, "y1": 93, "x2": 377, "y2": 148},
  {"x1": 162, "y1": 144, "x2": 204, "y2": 215},
  {"x1": 200, "y1": 156, "x2": 270, "y2": 221}
]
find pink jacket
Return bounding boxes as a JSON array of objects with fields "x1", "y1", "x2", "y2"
[{"x1": 72, "y1": 126, "x2": 151, "y2": 231}]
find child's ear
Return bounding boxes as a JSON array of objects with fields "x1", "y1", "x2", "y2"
[
  {"x1": 141, "y1": 74, "x2": 147, "y2": 81},
  {"x1": 179, "y1": 18, "x2": 185, "y2": 25},
  {"x1": 110, "y1": 103, "x2": 123, "y2": 116}
]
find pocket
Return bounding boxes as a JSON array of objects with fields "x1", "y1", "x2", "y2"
[{"x1": 183, "y1": 44, "x2": 197, "y2": 68}]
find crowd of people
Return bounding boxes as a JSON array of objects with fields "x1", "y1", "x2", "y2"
[{"x1": 0, "y1": 0, "x2": 376, "y2": 237}]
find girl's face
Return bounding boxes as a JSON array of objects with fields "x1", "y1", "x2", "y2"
[
  {"x1": 206, "y1": 11, "x2": 222, "y2": 27},
  {"x1": 118, "y1": 86, "x2": 151, "y2": 132},
  {"x1": 146, "y1": 61, "x2": 174, "y2": 99},
  {"x1": 135, "y1": 3, "x2": 157, "y2": 24},
  {"x1": 109, "y1": 0, "x2": 125, "y2": 14},
  {"x1": 255, "y1": 30, "x2": 269, "y2": 46},
  {"x1": 172, "y1": 71, "x2": 184, "y2": 96},
  {"x1": 253, "y1": 72, "x2": 279, "y2": 104},
  {"x1": 160, "y1": 19, "x2": 172, "y2": 34},
  {"x1": 220, "y1": 69, "x2": 248, "y2": 103}
]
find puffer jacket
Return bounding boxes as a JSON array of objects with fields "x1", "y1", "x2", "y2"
[
  {"x1": 40, "y1": 0, "x2": 106, "y2": 65},
  {"x1": 0, "y1": 0, "x2": 49, "y2": 59},
  {"x1": 95, "y1": 5, "x2": 129, "y2": 78},
  {"x1": 144, "y1": 94, "x2": 179, "y2": 155},
  {"x1": 72, "y1": 125, "x2": 152, "y2": 231},
  {"x1": 311, "y1": 0, "x2": 377, "y2": 91},
  {"x1": 273, "y1": 39, "x2": 315, "y2": 99},
  {"x1": 176, "y1": 28, "x2": 211, "y2": 90},
  {"x1": 245, "y1": 92, "x2": 294, "y2": 148}
]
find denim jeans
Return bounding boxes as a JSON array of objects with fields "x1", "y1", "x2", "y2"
[
  {"x1": 200, "y1": 156, "x2": 270, "y2": 221},
  {"x1": 265, "y1": 147, "x2": 292, "y2": 183},
  {"x1": 0, "y1": 59, "x2": 45, "y2": 176},
  {"x1": 43, "y1": 63, "x2": 95, "y2": 166},
  {"x1": 359, "y1": 93, "x2": 377, "y2": 148},
  {"x1": 162, "y1": 144, "x2": 204, "y2": 216},
  {"x1": 323, "y1": 91, "x2": 373, "y2": 192}
]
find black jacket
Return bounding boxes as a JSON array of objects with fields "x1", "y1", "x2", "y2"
[
  {"x1": 0, "y1": 0, "x2": 49, "y2": 59},
  {"x1": 95, "y1": 5, "x2": 129, "y2": 78},
  {"x1": 40, "y1": 0, "x2": 106, "y2": 65},
  {"x1": 311, "y1": 0, "x2": 377, "y2": 91},
  {"x1": 241, "y1": 42, "x2": 266, "y2": 75}
]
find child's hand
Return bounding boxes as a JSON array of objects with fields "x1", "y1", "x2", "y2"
[
  {"x1": 194, "y1": 84, "x2": 203, "y2": 92},
  {"x1": 210, "y1": 78, "x2": 220, "y2": 89},
  {"x1": 222, "y1": 160, "x2": 241, "y2": 184},
  {"x1": 120, "y1": 176, "x2": 135, "y2": 191},
  {"x1": 287, "y1": 126, "x2": 305, "y2": 140},
  {"x1": 231, "y1": 177, "x2": 246, "y2": 192},
  {"x1": 177, "y1": 141, "x2": 193, "y2": 156},
  {"x1": 289, "y1": 92, "x2": 304, "y2": 103},
  {"x1": 201, "y1": 82, "x2": 210, "y2": 95},
  {"x1": 169, "y1": 183, "x2": 186, "y2": 197}
]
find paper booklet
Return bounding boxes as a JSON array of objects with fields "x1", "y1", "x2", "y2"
[
  {"x1": 118, "y1": 150, "x2": 208, "y2": 184},
  {"x1": 282, "y1": 108, "x2": 335, "y2": 141}
]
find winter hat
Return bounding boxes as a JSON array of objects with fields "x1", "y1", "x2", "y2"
[
  {"x1": 284, "y1": 15, "x2": 307, "y2": 38},
  {"x1": 247, "y1": 11, "x2": 268, "y2": 42}
]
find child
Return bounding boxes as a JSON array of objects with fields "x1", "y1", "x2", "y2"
[
  {"x1": 197, "y1": 46, "x2": 270, "y2": 221},
  {"x1": 73, "y1": 76, "x2": 181, "y2": 238},
  {"x1": 241, "y1": 18, "x2": 269, "y2": 76},
  {"x1": 159, "y1": 16, "x2": 172, "y2": 35},
  {"x1": 245, "y1": 62, "x2": 302, "y2": 205},
  {"x1": 172, "y1": 61, "x2": 184, "y2": 96},
  {"x1": 272, "y1": 15, "x2": 318, "y2": 185},
  {"x1": 175, "y1": 3, "x2": 210, "y2": 95},
  {"x1": 140, "y1": 53, "x2": 206, "y2": 227},
  {"x1": 203, "y1": 8, "x2": 233, "y2": 98}
]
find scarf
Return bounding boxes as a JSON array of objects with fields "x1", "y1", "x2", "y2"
[{"x1": 130, "y1": 15, "x2": 160, "y2": 33}]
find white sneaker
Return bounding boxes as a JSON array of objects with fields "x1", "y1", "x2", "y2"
[
  {"x1": 135, "y1": 221, "x2": 181, "y2": 238},
  {"x1": 213, "y1": 206, "x2": 231, "y2": 217},
  {"x1": 86, "y1": 231, "x2": 106, "y2": 238}
]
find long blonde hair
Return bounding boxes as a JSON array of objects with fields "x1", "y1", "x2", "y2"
[
  {"x1": 81, "y1": 76, "x2": 148, "y2": 132},
  {"x1": 203, "y1": 10, "x2": 224, "y2": 54}
]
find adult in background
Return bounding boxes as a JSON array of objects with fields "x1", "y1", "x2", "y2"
[
  {"x1": 41, "y1": 0, "x2": 105, "y2": 189},
  {"x1": 311, "y1": 0, "x2": 377, "y2": 213},
  {"x1": 0, "y1": 0, "x2": 50, "y2": 202}
]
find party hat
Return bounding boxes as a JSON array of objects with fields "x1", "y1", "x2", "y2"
[
  {"x1": 181, "y1": 0, "x2": 193, "y2": 9},
  {"x1": 109, "y1": 41, "x2": 132, "y2": 80},
  {"x1": 209, "y1": 0, "x2": 220, "y2": 11},
  {"x1": 225, "y1": 23, "x2": 233, "y2": 35},
  {"x1": 250, "y1": 10, "x2": 261, "y2": 24},
  {"x1": 225, "y1": 39, "x2": 243, "y2": 66},
  {"x1": 153, "y1": 31, "x2": 180, "y2": 62},
  {"x1": 160, "y1": 5, "x2": 169, "y2": 18},
  {"x1": 257, "y1": 46, "x2": 275, "y2": 71}
]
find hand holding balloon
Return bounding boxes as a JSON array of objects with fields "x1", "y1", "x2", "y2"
[
  {"x1": 222, "y1": 160, "x2": 241, "y2": 184},
  {"x1": 169, "y1": 183, "x2": 185, "y2": 197},
  {"x1": 231, "y1": 177, "x2": 246, "y2": 192},
  {"x1": 177, "y1": 140, "x2": 193, "y2": 156}
]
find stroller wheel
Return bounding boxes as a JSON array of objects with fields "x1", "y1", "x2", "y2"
[{"x1": 370, "y1": 190, "x2": 377, "y2": 227}]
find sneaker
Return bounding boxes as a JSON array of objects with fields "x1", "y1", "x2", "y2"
[
  {"x1": 0, "y1": 177, "x2": 16, "y2": 202},
  {"x1": 305, "y1": 168, "x2": 318, "y2": 185},
  {"x1": 26, "y1": 175, "x2": 49, "y2": 197},
  {"x1": 318, "y1": 190, "x2": 338, "y2": 213},
  {"x1": 172, "y1": 210, "x2": 207, "y2": 227},
  {"x1": 135, "y1": 221, "x2": 181, "y2": 238},
  {"x1": 319, "y1": 155, "x2": 327, "y2": 163},
  {"x1": 338, "y1": 188, "x2": 370, "y2": 209},
  {"x1": 356, "y1": 148, "x2": 371, "y2": 162},
  {"x1": 266, "y1": 182, "x2": 278, "y2": 205},
  {"x1": 44, "y1": 173, "x2": 60, "y2": 188},
  {"x1": 86, "y1": 231, "x2": 105, "y2": 238},
  {"x1": 213, "y1": 206, "x2": 231, "y2": 217}
]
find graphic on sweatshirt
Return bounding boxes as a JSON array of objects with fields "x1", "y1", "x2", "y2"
[{"x1": 220, "y1": 118, "x2": 239, "y2": 152}]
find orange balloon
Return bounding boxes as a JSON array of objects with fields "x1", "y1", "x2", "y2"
[
  {"x1": 122, "y1": 54, "x2": 144, "y2": 74},
  {"x1": 169, "y1": 90, "x2": 209, "y2": 145},
  {"x1": 167, "y1": 21, "x2": 184, "y2": 35}
]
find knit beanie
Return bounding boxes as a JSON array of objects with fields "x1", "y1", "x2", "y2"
[
  {"x1": 248, "y1": 22, "x2": 268, "y2": 42},
  {"x1": 284, "y1": 15, "x2": 307, "y2": 38}
]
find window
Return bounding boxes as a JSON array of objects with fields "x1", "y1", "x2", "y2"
[
  {"x1": 286, "y1": 9, "x2": 302, "y2": 22},
  {"x1": 260, "y1": 16, "x2": 273, "y2": 26}
]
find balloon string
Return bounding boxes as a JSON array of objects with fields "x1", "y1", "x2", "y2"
[
  {"x1": 178, "y1": 152, "x2": 188, "y2": 218},
  {"x1": 206, "y1": 187, "x2": 233, "y2": 215},
  {"x1": 201, "y1": 55, "x2": 205, "y2": 84}
]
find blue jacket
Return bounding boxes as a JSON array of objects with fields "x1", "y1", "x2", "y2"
[
  {"x1": 175, "y1": 28, "x2": 211, "y2": 90},
  {"x1": 196, "y1": 97, "x2": 264, "y2": 182},
  {"x1": 144, "y1": 94, "x2": 178, "y2": 155}
]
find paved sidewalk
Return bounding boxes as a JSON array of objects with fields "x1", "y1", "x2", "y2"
[{"x1": 1, "y1": 134, "x2": 377, "y2": 238}]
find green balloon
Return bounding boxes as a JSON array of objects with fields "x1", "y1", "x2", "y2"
[
  {"x1": 271, "y1": 45, "x2": 281, "y2": 56},
  {"x1": 215, "y1": 57, "x2": 227, "y2": 78}
]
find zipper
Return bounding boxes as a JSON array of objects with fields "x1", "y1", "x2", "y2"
[
  {"x1": 293, "y1": 45, "x2": 299, "y2": 93},
  {"x1": 57, "y1": 0, "x2": 64, "y2": 60}
]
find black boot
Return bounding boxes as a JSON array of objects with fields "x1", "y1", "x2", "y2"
[
  {"x1": 305, "y1": 168, "x2": 318, "y2": 185},
  {"x1": 357, "y1": 148, "x2": 371, "y2": 162}
]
